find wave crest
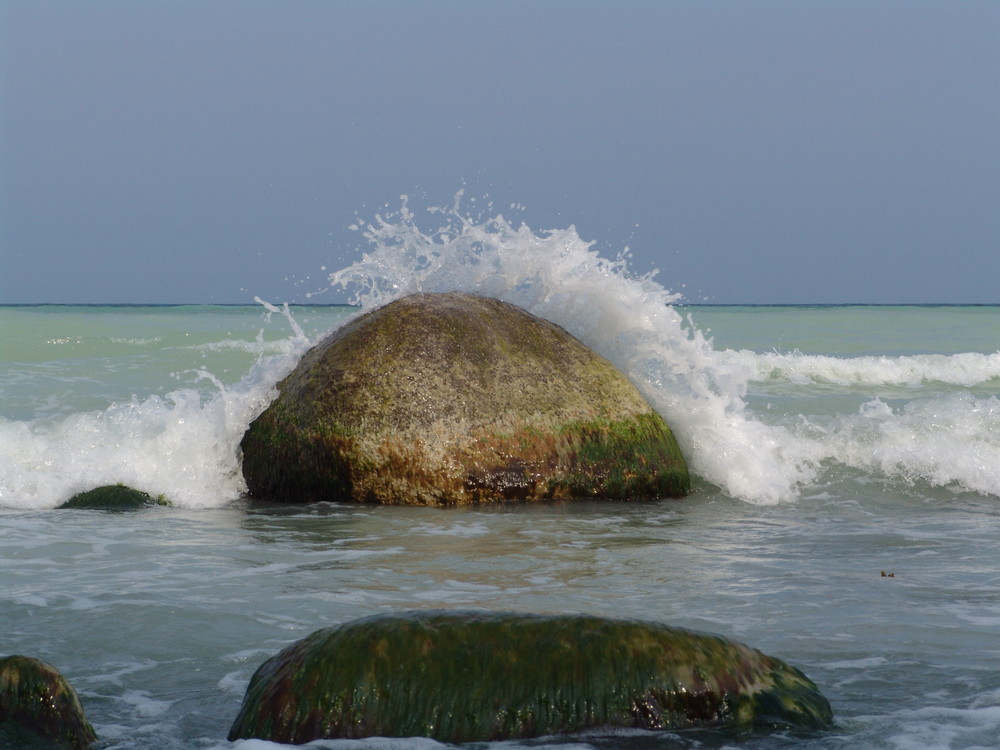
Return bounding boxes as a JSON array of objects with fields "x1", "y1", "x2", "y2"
[{"x1": 325, "y1": 194, "x2": 818, "y2": 504}]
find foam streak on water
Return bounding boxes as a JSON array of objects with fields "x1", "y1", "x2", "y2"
[{"x1": 721, "y1": 349, "x2": 1000, "y2": 388}]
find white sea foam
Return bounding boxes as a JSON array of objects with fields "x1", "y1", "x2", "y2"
[
  {"x1": 720, "y1": 348, "x2": 1000, "y2": 387},
  {"x1": 409, "y1": 521, "x2": 492, "y2": 537},
  {"x1": 823, "y1": 394, "x2": 1000, "y2": 497},
  {"x1": 119, "y1": 688, "x2": 172, "y2": 718},
  {"x1": 321, "y1": 195, "x2": 1000, "y2": 502},
  {"x1": 0, "y1": 308, "x2": 312, "y2": 510},
  {"x1": 880, "y1": 703, "x2": 1000, "y2": 750}
]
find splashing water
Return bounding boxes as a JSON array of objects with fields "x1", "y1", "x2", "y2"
[
  {"x1": 0, "y1": 302, "x2": 316, "y2": 510},
  {"x1": 7, "y1": 196, "x2": 996, "y2": 509},
  {"x1": 326, "y1": 193, "x2": 820, "y2": 504}
]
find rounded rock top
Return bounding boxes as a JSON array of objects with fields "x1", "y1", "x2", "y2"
[
  {"x1": 0, "y1": 655, "x2": 97, "y2": 750},
  {"x1": 242, "y1": 292, "x2": 689, "y2": 504},
  {"x1": 228, "y1": 610, "x2": 833, "y2": 744}
]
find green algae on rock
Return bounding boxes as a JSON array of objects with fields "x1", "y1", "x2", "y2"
[
  {"x1": 0, "y1": 656, "x2": 97, "y2": 750},
  {"x1": 228, "y1": 611, "x2": 833, "y2": 744},
  {"x1": 59, "y1": 484, "x2": 170, "y2": 511},
  {"x1": 241, "y1": 292, "x2": 689, "y2": 504}
]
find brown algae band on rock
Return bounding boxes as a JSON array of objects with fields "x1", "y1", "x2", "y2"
[
  {"x1": 241, "y1": 292, "x2": 689, "y2": 504},
  {"x1": 228, "y1": 611, "x2": 832, "y2": 744},
  {"x1": 0, "y1": 655, "x2": 97, "y2": 750}
]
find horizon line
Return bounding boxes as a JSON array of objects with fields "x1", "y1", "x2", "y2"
[{"x1": 2, "y1": 301, "x2": 999, "y2": 309}]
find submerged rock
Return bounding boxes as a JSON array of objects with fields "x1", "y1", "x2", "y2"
[
  {"x1": 241, "y1": 292, "x2": 688, "y2": 504},
  {"x1": 0, "y1": 655, "x2": 97, "y2": 750},
  {"x1": 228, "y1": 611, "x2": 832, "y2": 744},
  {"x1": 59, "y1": 484, "x2": 170, "y2": 511}
]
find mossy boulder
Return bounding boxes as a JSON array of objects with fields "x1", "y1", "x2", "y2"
[
  {"x1": 241, "y1": 292, "x2": 688, "y2": 504},
  {"x1": 59, "y1": 484, "x2": 170, "y2": 511},
  {"x1": 0, "y1": 656, "x2": 97, "y2": 750},
  {"x1": 228, "y1": 611, "x2": 832, "y2": 744}
]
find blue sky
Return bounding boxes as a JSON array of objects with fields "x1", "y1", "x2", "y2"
[{"x1": 2, "y1": 1, "x2": 997, "y2": 304}]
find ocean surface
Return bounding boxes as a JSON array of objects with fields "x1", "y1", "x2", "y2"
[{"x1": 3, "y1": 205, "x2": 1000, "y2": 749}]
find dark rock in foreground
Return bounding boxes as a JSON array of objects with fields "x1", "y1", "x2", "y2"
[
  {"x1": 228, "y1": 611, "x2": 832, "y2": 744},
  {"x1": 59, "y1": 484, "x2": 170, "y2": 511},
  {"x1": 0, "y1": 655, "x2": 97, "y2": 750},
  {"x1": 241, "y1": 293, "x2": 689, "y2": 504}
]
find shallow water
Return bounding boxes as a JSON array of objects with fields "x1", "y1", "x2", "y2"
[{"x1": 4, "y1": 483, "x2": 1000, "y2": 749}]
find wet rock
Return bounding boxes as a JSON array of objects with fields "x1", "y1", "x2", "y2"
[
  {"x1": 228, "y1": 611, "x2": 832, "y2": 744},
  {"x1": 241, "y1": 292, "x2": 688, "y2": 504},
  {"x1": 0, "y1": 655, "x2": 97, "y2": 750},
  {"x1": 59, "y1": 484, "x2": 170, "y2": 511}
]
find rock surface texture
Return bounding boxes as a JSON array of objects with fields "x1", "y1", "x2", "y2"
[
  {"x1": 241, "y1": 293, "x2": 689, "y2": 504},
  {"x1": 228, "y1": 611, "x2": 833, "y2": 744},
  {"x1": 59, "y1": 484, "x2": 169, "y2": 511},
  {"x1": 0, "y1": 655, "x2": 97, "y2": 750}
]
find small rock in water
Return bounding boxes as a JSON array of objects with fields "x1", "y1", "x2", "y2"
[
  {"x1": 228, "y1": 610, "x2": 833, "y2": 744},
  {"x1": 242, "y1": 292, "x2": 689, "y2": 504},
  {"x1": 59, "y1": 484, "x2": 170, "y2": 511}
]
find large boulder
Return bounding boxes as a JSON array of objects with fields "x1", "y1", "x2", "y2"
[
  {"x1": 241, "y1": 293, "x2": 688, "y2": 504},
  {"x1": 228, "y1": 611, "x2": 832, "y2": 744},
  {"x1": 0, "y1": 656, "x2": 97, "y2": 750}
]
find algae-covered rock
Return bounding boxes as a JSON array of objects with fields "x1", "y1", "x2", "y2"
[
  {"x1": 0, "y1": 656, "x2": 97, "y2": 750},
  {"x1": 59, "y1": 484, "x2": 170, "y2": 511},
  {"x1": 241, "y1": 293, "x2": 688, "y2": 504},
  {"x1": 228, "y1": 611, "x2": 832, "y2": 744}
]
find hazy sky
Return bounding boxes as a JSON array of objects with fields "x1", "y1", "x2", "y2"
[{"x1": 2, "y1": 1, "x2": 997, "y2": 304}]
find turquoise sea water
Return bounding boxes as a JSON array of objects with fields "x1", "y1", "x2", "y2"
[{"x1": 3, "y1": 208, "x2": 1000, "y2": 749}]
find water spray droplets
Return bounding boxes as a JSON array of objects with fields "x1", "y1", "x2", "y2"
[{"x1": 324, "y1": 194, "x2": 817, "y2": 504}]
